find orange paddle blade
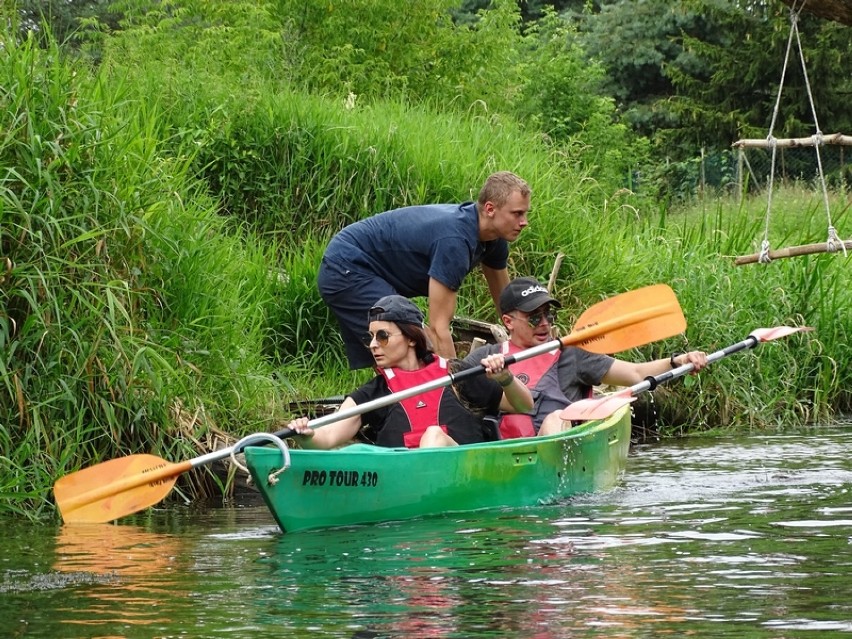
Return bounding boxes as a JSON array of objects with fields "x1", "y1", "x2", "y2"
[
  {"x1": 52, "y1": 284, "x2": 686, "y2": 525},
  {"x1": 54, "y1": 454, "x2": 190, "y2": 524},
  {"x1": 562, "y1": 284, "x2": 686, "y2": 353}
]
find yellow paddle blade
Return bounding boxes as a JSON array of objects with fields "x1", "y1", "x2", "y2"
[
  {"x1": 54, "y1": 454, "x2": 188, "y2": 524},
  {"x1": 562, "y1": 284, "x2": 686, "y2": 353}
]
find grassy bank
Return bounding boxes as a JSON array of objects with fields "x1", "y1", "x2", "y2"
[{"x1": 1, "y1": 16, "x2": 849, "y2": 520}]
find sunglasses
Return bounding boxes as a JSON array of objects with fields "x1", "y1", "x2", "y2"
[
  {"x1": 361, "y1": 329, "x2": 402, "y2": 347},
  {"x1": 514, "y1": 310, "x2": 556, "y2": 328}
]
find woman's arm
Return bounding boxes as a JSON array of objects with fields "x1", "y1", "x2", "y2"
[{"x1": 287, "y1": 397, "x2": 363, "y2": 449}]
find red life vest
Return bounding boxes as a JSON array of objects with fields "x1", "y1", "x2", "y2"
[
  {"x1": 378, "y1": 358, "x2": 449, "y2": 448},
  {"x1": 498, "y1": 341, "x2": 560, "y2": 439}
]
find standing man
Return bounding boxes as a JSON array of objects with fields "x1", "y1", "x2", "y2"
[
  {"x1": 318, "y1": 171, "x2": 531, "y2": 369},
  {"x1": 463, "y1": 277, "x2": 708, "y2": 438}
]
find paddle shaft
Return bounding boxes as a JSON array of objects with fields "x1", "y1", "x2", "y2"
[
  {"x1": 633, "y1": 335, "x2": 759, "y2": 395},
  {"x1": 71, "y1": 285, "x2": 684, "y2": 473},
  {"x1": 611, "y1": 326, "x2": 813, "y2": 401},
  {"x1": 55, "y1": 332, "x2": 602, "y2": 514},
  {"x1": 559, "y1": 325, "x2": 814, "y2": 421},
  {"x1": 191, "y1": 340, "x2": 596, "y2": 466}
]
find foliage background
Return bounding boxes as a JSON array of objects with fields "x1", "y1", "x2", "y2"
[{"x1": 2, "y1": 0, "x2": 850, "y2": 518}]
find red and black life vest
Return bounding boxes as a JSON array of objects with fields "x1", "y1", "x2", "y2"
[
  {"x1": 378, "y1": 358, "x2": 450, "y2": 448},
  {"x1": 498, "y1": 341, "x2": 560, "y2": 439}
]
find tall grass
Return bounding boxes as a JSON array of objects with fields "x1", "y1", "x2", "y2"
[
  {"x1": 635, "y1": 186, "x2": 851, "y2": 431},
  {"x1": 3, "y1": 7, "x2": 850, "y2": 522},
  {"x1": 1, "y1": 31, "x2": 290, "y2": 517}
]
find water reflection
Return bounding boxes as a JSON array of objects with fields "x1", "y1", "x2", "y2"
[
  {"x1": 4, "y1": 427, "x2": 852, "y2": 638},
  {"x1": 260, "y1": 508, "x2": 691, "y2": 638},
  {"x1": 53, "y1": 523, "x2": 186, "y2": 627}
]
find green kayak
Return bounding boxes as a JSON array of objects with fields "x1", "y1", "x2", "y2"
[{"x1": 244, "y1": 405, "x2": 631, "y2": 533}]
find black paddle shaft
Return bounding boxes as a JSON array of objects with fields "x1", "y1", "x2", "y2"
[{"x1": 641, "y1": 335, "x2": 760, "y2": 392}]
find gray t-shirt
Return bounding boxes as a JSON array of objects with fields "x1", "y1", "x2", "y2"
[{"x1": 464, "y1": 342, "x2": 614, "y2": 430}]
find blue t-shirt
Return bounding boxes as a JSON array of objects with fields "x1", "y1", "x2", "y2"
[{"x1": 323, "y1": 202, "x2": 509, "y2": 296}]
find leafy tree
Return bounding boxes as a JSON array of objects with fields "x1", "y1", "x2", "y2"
[
  {"x1": 667, "y1": 0, "x2": 852, "y2": 151},
  {"x1": 568, "y1": 0, "x2": 718, "y2": 145},
  {"x1": 15, "y1": 0, "x2": 121, "y2": 47},
  {"x1": 569, "y1": 0, "x2": 852, "y2": 161},
  {"x1": 515, "y1": 8, "x2": 649, "y2": 184},
  {"x1": 454, "y1": 0, "x2": 591, "y2": 23}
]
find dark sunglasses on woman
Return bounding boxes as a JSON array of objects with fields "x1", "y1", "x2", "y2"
[{"x1": 361, "y1": 329, "x2": 401, "y2": 347}]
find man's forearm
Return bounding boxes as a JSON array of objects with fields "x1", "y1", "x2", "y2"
[{"x1": 426, "y1": 325, "x2": 457, "y2": 360}]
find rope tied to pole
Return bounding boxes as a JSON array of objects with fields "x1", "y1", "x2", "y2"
[
  {"x1": 761, "y1": 135, "x2": 779, "y2": 258},
  {"x1": 826, "y1": 225, "x2": 848, "y2": 255},
  {"x1": 748, "y1": 2, "x2": 848, "y2": 263},
  {"x1": 758, "y1": 239, "x2": 772, "y2": 264}
]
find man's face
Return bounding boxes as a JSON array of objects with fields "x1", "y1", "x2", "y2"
[
  {"x1": 489, "y1": 190, "x2": 530, "y2": 242},
  {"x1": 504, "y1": 303, "x2": 556, "y2": 348}
]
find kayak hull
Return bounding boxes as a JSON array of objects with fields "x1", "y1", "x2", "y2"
[{"x1": 244, "y1": 405, "x2": 631, "y2": 533}]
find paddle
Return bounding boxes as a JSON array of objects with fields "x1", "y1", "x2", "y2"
[
  {"x1": 54, "y1": 283, "x2": 685, "y2": 524},
  {"x1": 559, "y1": 326, "x2": 814, "y2": 421}
]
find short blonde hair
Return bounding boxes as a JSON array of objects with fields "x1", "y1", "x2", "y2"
[{"x1": 477, "y1": 171, "x2": 530, "y2": 207}]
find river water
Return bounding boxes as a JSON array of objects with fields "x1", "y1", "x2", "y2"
[{"x1": 4, "y1": 425, "x2": 852, "y2": 638}]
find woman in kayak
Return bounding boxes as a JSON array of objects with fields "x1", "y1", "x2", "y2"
[{"x1": 287, "y1": 295, "x2": 532, "y2": 449}]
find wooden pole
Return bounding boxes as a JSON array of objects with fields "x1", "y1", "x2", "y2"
[
  {"x1": 735, "y1": 240, "x2": 852, "y2": 265},
  {"x1": 732, "y1": 133, "x2": 852, "y2": 149},
  {"x1": 547, "y1": 252, "x2": 565, "y2": 292}
]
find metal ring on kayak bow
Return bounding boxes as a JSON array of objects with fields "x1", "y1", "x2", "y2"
[{"x1": 230, "y1": 433, "x2": 291, "y2": 485}]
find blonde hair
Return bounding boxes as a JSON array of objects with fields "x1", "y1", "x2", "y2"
[{"x1": 477, "y1": 171, "x2": 530, "y2": 207}]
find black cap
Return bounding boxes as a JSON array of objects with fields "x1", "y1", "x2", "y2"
[
  {"x1": 500, "y1": 277, "x2": 561, "y2": 314},
  {"x1": 368, "y1": 295, "x2": 424, "y2": 326}
]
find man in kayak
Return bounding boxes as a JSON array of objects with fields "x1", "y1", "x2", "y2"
[
  {"x1": 318, "y1": 171, "x2": 531, "y2": 369},
  {"x1": 287, "y1": 295, "x2": 532, "y2": 448},
  {"x1": 463, "y1": 277, "x2": 708, "y2": 438}
]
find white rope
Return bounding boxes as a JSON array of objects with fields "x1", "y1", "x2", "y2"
[
  {"x1": 230, "y1": 433, "x2": 291, "y2": 485},
  {"x1": 760, "y1": 2, "x2": 846, "y2": 259},
  {"x1": 791, "y1": 12, "x2": 845, "y2": 256},
  {"x1": 760, "y1": 5, "x2": 799, "y2": 256},
  {"x1": 762, "y1": 135, "x2": 779, "y2": 258}
]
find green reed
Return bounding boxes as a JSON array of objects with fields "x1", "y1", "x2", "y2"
[
  {"x1": 1, "y1": 31, "x2": 291, "y2": 516},
  {"x1": 636, "y1": 186, "x2": 851, "y2": 431},
  {"x1": 3, "y1": 11, "x2": 850, "y2": 522}
]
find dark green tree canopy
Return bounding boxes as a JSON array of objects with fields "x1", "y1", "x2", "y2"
[
  {"x1": 568, "y1": 0, "x2": 852, "y2": 158},
  {"x1": 780, "y1": 0, "x2": 852, "y2": 26}
]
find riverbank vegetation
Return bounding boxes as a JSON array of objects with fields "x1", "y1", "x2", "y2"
[{"x1": 2, "y1": 0, "x2": 850, "y2": 519}]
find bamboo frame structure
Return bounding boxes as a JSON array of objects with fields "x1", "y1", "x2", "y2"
[
  {"x1": 732, "y1": 133, "x2": 850, "y2": 265},
  {"x1": 732, "y1": 3, "x2": 851, "y2": 266},
  {"x1": 732, "y1": 133, "x2": 852, "y2": 149}
]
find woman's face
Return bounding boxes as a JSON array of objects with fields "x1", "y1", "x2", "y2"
[{"x1": 365, "y1": 321, "x2": 412, "y2": 368}]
